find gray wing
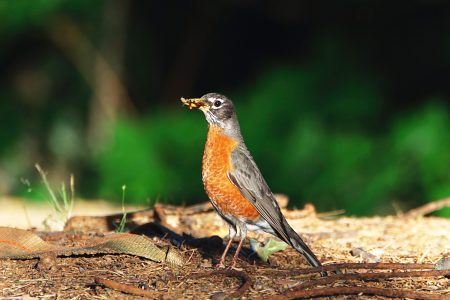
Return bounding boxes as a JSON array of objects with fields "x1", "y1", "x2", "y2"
[
  {"x1": 227, "y1": 145, "x2": 291, "y2": 242},
  {"x1": 228, "y1": 145, "x2": 323, "y2": 269}
]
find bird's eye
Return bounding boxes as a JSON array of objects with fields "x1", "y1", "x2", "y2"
[{"x1": 213, "y1": 100, "x2": 222, "y2": 108}]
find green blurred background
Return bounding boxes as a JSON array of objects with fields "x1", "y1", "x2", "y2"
[{"x1": 1, "y1": 1, "x2": 449, "y2": 216}]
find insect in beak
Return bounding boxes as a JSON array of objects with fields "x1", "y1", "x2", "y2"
[{"x1": 180, "y1": 97, "x2": 209, "y2": 110}]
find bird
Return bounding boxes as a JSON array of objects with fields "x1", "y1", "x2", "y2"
[{"x1": 181, "y1": 93, "x2": 324, "y2": 272}]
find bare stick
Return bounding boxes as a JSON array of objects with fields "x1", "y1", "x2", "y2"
[
  {"x1": 95, "y1": 277, "x2": 159, "y2": 298},
  {"x1": 267, "y1": 286, "x2": 447, "y2": 300},
  {"x1": 405, "y1": 197, "x2": 450, "y2": 218},
  {"x1": 263, "y1": 262, "x2": 436, "y2": 276},
  {"x1": 293, "y1": 269, "x2": 450, "y2": 290}
]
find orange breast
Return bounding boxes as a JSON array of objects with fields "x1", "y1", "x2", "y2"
[{"x1": 202, "y1": 126, "x2": 260, "y2": 220}]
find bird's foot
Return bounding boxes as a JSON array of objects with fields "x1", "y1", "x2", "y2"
[
  {"x1": 226, "y1": 260, "x2": 243, "y2": 271},
  {"x1": 227, "y1": 265, "x2": 243, "y2": 271},
  {"x1": 214, "y1": 261, "x2": 226, "y2": 269},
  {"x1": 214, "y1": 261, "x2": 243, "y2": 271}
]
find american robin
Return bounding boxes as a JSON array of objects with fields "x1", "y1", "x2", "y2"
[{"x1": 181, "y1": 93, "x2": 323, "y2": 272}]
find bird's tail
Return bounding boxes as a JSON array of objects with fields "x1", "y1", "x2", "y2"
[{"x1": 279, "y1": 219, "x2": 326, "y2": 276}]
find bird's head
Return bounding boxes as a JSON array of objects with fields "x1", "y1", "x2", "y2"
[{"x1": 181, "y1": 93, "x2": 238, "y2": 131}]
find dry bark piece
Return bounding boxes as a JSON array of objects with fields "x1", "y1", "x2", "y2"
[{"x1": 0, "y1": 227, "x2": 184, "y2": 266}]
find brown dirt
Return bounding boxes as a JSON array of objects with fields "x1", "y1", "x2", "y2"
[{"x1": 1, "y1": 202, "x2": 449, "y2": 299}]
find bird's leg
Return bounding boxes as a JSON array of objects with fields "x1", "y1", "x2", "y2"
[
  {"x1": 229, "y1": 236, "x2": 245, "y2": 269},
  {"x1": 216, "y1": 225, "x2": 236, "y2": 269},
  {"x1": 217, "y1": 238, "x2": 233, "y2": 268},
  {"x1": 229, "y1": 223, "x2": 247, "y2": 269}
]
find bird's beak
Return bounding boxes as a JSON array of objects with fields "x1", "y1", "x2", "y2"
[{"x1": 180, "y1": 97, "x2": 209, "y2": 110}]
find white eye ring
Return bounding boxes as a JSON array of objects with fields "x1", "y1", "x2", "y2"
[{"x1": 211, "y1": 98, "x2": 223, "y2": 109}]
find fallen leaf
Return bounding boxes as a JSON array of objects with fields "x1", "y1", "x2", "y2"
[{"x1": 250, "y1": 238, "x2": 288, "y2": 262}]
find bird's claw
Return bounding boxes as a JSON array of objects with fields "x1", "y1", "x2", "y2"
[
  {"x1": 214, "y1": 264, "x2": 226, "y2": 269},
  {"x1": 227, "y1": 265, "x2": 243, "y2": 271},
  {"x1": 214, "y1": 261, "x2": 226, "y2": 269}
]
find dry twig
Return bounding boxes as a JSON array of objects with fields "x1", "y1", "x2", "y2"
[
  {"x1": 266, "y1": 265, "x2": 449, "y2": 300},
  {"x1": 263, "y1": 262, "x2": 436, "y2": 276},
  {"x1": 406, "y1": 197, "x2": 450, "y2": 218},
  {"x1": 267, "y1": 286, "x2": 447, "y2": 300},
  {"x1": 95, "y1": 277, "x2": 159, "y2": 298},
  {"x1": 293, "y1": 269, "x2": 449, "y2": 290}
]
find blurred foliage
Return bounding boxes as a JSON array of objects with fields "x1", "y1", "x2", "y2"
[
  {"x1": 0, "y1": 0, "x2": 100, "y2": 35},
  {"x1": 94, "y1": 111, "x2": 206, "y2": 205},
  {"x1": 0, "y1": 0, "x2": 449, "y2": 217}
]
